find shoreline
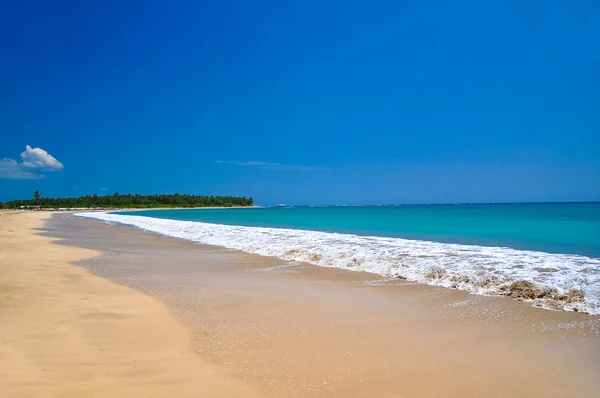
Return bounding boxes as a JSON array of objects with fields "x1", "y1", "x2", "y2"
[
  {"x1": 0, "y1": 205, "x2": 263, "y2": 213},
  {"x1": 112, "y1": 205, "x2": 265, "y2": 211},
  {"x1": 76, "y1": 211, "x2": 600, "y2": 316},
  {"x1": 0, "y1": 211, "x2": 259, "y2": 397},
  {"x1": 39, "y1": 213, "x2": 600, "y2": 397}
]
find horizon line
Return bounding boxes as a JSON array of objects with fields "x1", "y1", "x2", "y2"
[{"x1": 257, "y1": 200, "x2": 600, "y2": 206}]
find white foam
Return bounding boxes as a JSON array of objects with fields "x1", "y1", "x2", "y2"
[{"x1": 76, "y1": 212, "x2": 600, "y2": 315}]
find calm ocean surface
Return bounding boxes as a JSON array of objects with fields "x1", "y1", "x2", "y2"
[
  {"x1": 120, "y1": 203, "x2": 600, "y2": 258},
  {"x1": 80, "y1": 203, "x2": 600, "y2": 314}
]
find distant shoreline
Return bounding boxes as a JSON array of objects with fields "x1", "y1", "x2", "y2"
[
  {"x1": 1, "y1": 205, "x2": 262, "y2": 213},
  {"x1": 2, "y1": 193, "x2": 254, "y2": 210},
  {"x1": 112, "y1": 206, "x2": 265, "y2": 212}
]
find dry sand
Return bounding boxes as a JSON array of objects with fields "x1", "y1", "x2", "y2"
[
  {"x1": 2, "y1": 211, "x2": 599, "y2": 397},
  {"x1": 0, "y1": 211, "x2": 259, "y2": 397}
]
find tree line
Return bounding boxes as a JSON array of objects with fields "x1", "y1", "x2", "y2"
[{"x1": 1, "y1": 191, "x2": 254, "y2": 209}]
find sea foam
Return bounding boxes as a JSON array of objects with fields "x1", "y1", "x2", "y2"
[{"x1": 76, "y1": 212, "x2": 600, "y2": 315}]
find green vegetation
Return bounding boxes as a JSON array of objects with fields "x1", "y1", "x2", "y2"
[
  {"x1": 33, "y1": 190, "x2": 41, "y2": 205},
  {"x1": 4, "y1": 191, "x2": 254, "y2": 209}
]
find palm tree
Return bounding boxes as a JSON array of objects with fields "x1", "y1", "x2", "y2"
[{"x1": 33, "y1": 190, "x2": 41, "y2": 205}]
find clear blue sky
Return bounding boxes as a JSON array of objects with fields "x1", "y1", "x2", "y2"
[{"x1": 1, "y1": 1, "x2": 599, "y2": 204}]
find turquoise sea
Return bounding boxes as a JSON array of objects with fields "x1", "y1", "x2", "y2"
[
  {"x1": 120, "y1": 203, "x2": 600, "y2": 258},
  {"x1": 80, "y1": 203, "x2": 600, "y2": 314}
]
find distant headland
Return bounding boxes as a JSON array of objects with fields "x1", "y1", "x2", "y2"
[{"x1": 1, "y1": 191, "x2": 254, "y2": 210}]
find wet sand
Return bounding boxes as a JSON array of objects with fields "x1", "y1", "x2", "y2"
[
  {"x1": 38, "y1": 213, "x2": 600, "y2": 397},
  {"x1": 0, "y1": 211, "x2": 259, "y2": 397}
]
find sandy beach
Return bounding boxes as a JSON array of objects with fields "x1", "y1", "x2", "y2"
[
  {"x1": 2, "y1": 211, "x2": 599, "y2": 397},
  {"x1": 0, "y1": 211, "x2": 259, "y2": 397}
]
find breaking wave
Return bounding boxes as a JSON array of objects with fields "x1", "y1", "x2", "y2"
[{"x1": 76, "y1": 212, "x2": 600, "y2": 315}]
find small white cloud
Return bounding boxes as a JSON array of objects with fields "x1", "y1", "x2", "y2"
[
  {"x1": 20, "y1": 145, "x2": 64, "y2": 170},
  {"x1": 0, "y1": 145, "x2": 64, "y2": 179},
  {"x1": 0, "y1": 158, "x2": 45, "y2": 179},
  {"x1": 213, "y1": 160, "x2": 324, "y2": 171}
]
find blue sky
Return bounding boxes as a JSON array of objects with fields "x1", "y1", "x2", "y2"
[{"x1": 1, "y1": 0, "x2": 599, "y2": 204}]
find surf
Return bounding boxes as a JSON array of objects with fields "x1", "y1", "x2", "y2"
[{"x1": 76, "y1": 212, "x2": 600, "y2": 315}]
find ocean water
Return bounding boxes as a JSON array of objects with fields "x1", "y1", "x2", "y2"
[{"x1": 77, "y1": 203, "x2": 600, "y2": 315}]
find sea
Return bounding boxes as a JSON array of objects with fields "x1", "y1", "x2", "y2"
[{"x1": 77, "y1": 203, "x2": 600, "y2": 315}]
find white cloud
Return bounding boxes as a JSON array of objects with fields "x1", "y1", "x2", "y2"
[
  {"x1": 213, "y1": 160, "x2": 324, "y2": 171},
  {"x1": 0, "y1": 145, "x2": 64, "y2": 179},
  {"x1": 20, "y1": 145, "x2": 64, "y2": 170},
  {"x1": 0, "y1": 159, "x2": 45, "y2": 179}
]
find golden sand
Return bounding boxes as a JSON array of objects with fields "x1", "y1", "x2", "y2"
[
  {"x1": 1, "y1": 211, "x2": 598, "y2": 397},
  {"x1": 0, "y1": 211, "x2": 259, "y2": 398}
]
